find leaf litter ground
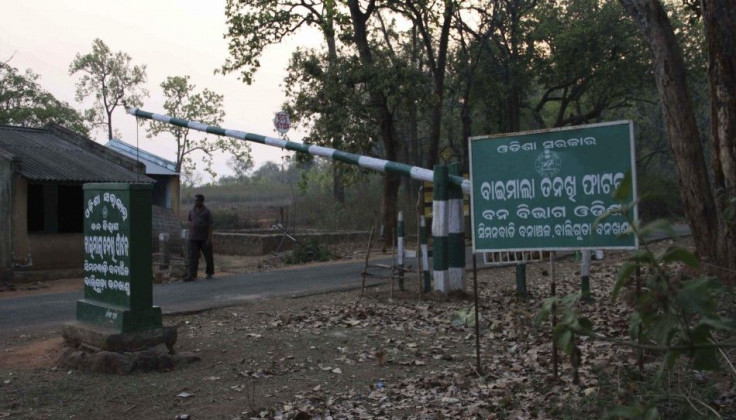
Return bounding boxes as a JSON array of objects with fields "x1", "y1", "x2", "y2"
[{"x1": 1, "y1": 236, "x2": 734, "y2": 419}]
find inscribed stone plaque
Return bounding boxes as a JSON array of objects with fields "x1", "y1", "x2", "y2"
[{"x1": 78, "y1": 183, "x2": 162, "y2": 332}]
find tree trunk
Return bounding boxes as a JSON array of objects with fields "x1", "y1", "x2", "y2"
[
  {"x1": 324, "y1": 10, "x2": 345, "y2": 204},
  {"x1": 107, "y1": 112, "x2": 114, "y2": 140},
  {"x1": 348, "y1": 0, "x2": 400, "y2": 251},
  {"x1": 619, "y1": 0, "x2": 721, "y2": 272},
  {"x1": 425, "y1": 0, "x2": 453, "y2": 169},
  {"x1": 332, "y1": 164, "x2": 345, "y2": 203},
  {"x1": 460, "y1": 83, "x2": 472, "y2": 174},
  {"x1": 702, "y1": 0, "x2": 736, "y2": 280}
]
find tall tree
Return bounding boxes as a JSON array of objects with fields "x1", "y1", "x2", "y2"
[
  {"x1": 69, "y1": 38, "x2": 148, "y2": 140},
  {"x1": 222, "y1": 0, "x2": 352, "y2": 203},
  {"x1": 532, "y1": 0, "x2": 652, "y2": 128},
  {"x1": 0, "y1": 60, "x2": 88, "y2": 135},
  {"x1": 227, "y1": 155, "x2": 254, "y2": 182},
  {"x1": 389, "y1": 0, "x2": 454, "y2": 168},
  {"x1": 346, "y1": 0, "x2": 405, "y2": 249},
  {"x1": 618, "y1": 0, "x2": 736, "y2": 280},
  {"x1": 146, "y1": 75, "x2": 252, "y2": 179}
]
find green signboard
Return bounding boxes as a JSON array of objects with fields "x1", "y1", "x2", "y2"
[
  {"x1": 78, "y1": 183, "x2": 162, "y2": 332},
  {"x1": 469, "y1": 121, "x2": 638, "y2": 253}
]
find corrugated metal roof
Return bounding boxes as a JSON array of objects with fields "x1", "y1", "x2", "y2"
[
  {"x1": 0, "y1": 126, "x2": 153, "y2": 183},
  {"x1": 105, "y1": 139, "x2": 179, "y2": 176}
]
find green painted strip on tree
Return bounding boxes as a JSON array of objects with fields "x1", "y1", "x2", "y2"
[
  {"x1": 433, "y1": 236, "x2": 449, "y2": 271},
  {"x1": 448, "y1": 233, "x2": 465, "y2": 267},
  {"x1": 448, "y1": 163, "x2": 466, "y2": 291},
  {"x1": 433, "y1": 165, "x2": 449, "y2": 201}
]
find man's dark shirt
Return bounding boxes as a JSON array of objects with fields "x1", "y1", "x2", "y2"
[{"x1": 188, "y1": 205, "x2": 213, "y2": 241}]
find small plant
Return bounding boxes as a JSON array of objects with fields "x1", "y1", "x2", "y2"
[
  {"x1": 282, "y1": 239, "x2": 333, "y2": 264},
  {"x1": 212, "y1": 208, "x2": 240, "y2": 230},
  {"x1": 450, "y1": 305, "x2": 479, "y2": 328},
  {"x1": 536, "y1": 173, "x2": 736, "y2": 418}
]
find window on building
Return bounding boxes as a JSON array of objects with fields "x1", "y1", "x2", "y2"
[
  {"x1": 26, "y1": 182, "x2": 83, "y2": 233},
  {"x1": 27, "y1": 184, "x2": 44, "y2": 232},
  {"x1": 58, "y1": 185, "x2": 83, "y2": 233}
]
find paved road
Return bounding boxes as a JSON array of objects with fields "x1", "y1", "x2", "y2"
[
  {"x1": 0, "y1": 224, "x2": 690, "y2": 339},
  {"x1": 0, "y1": 259, "x2": 390, "y2": 339}
]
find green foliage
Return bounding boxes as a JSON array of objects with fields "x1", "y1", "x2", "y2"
[
  {"x1": 184, "y1": 180, "x2": 290, "y2": 205},
  {"x1": 210, "y1": 208, "x2": 240, "y2": 230},
  {"x1": 220, "y1": 0, "x2": 351, "y2": 85},
  {"x1": 0, "y1": 61, "x2": 88, "y2": 135},
  {"x1": 146, "y1": 75, "x2": 251, "y2": 180},
  {"x1": 531, "y1": 0, "x2": 653, "y2": 128},
  {"x1": 282, "y1": 239, "x2": 333, "y2": 265},
  {"x1": 537, "y1": 180, "x2": 735, "y2": 416},
  {"x1": 69, "y1": 38, "x2": 148, "y2": 140},
  {"x1": 635, "y1": 173, "x2": 684, "y2": 221},
  {"x1": 451, "y1": 305, "x2": 479, "y2": 328}
]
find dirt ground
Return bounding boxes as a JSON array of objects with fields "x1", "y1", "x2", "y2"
[{"x1": 1, "y1": 236, "x2": 734, "y2": 419}]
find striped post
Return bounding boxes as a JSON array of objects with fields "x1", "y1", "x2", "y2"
[
  {"x1": 447, "y1": 163, "x2": 465, "y2": 291},
  {"x1": 420, "y1": 216, "x2": 431, "y2": 292},
  {"x1": 126, "y1": 108, "x2": 471, "y2": 194},
  {"x1": 397, "y1": 211, "x2": 405, "y2": 291},
  {"x1": 432, "y1": 165, "x2": 449, "y2": 293}
]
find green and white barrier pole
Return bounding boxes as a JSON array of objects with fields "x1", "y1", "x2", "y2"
[
  {"x1": 432, "y1": 165, "x2": 449, "y2": 293},
  {"x1": 397, "y1": 211, "x2": 405, "y2": 291},
  {"x1": 448, "y1": 163, "x2": 465, "y2": 291},
  {"x1": 420, "y1": 216, "x2": 431, "y2": 292},
  {"x1": 127, "y1": 108, "x2": 473, "y2": 295},
  {"x1": 126, "y1": 108, "x2": 471, "y2": 194}
]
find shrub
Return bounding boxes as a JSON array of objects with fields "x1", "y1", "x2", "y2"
[{"x1": 282, "y1": 239, "x2": 333, "y2": 264}]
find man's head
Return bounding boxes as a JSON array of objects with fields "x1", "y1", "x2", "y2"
[{"x1": 194, "y1": 194, "x2": 205, "y2": 207}]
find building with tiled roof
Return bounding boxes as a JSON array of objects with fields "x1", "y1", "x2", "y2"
[{"x1": 0, "y1": 123, "x2": 158, "y2": 280}]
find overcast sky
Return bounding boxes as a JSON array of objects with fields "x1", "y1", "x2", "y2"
[{"x1": 1, "y1": 0, "x2": 322, "y2": 181}]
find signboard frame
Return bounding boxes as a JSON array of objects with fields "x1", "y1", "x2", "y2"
[{"x1": 469, "y1": 121, "x2": 638, "y2": 253}]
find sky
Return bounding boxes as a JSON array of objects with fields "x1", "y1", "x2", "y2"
[{"x1": 0, "y1": 0, "x2": 323, "y2": 181}]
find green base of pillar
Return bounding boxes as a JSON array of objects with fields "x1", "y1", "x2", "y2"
[{"x1": 76, "y1": 299, "x2": 163, "y2": 333}]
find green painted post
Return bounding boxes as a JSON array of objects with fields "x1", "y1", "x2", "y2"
[
  {"x1": 515, "y1": 263, "x2": 528, "y2": 295},
  {"x1": 448, "y1": 163, "x2": 465, "y2": 291},
  {"x1": 78, "y1": 183, "x2": 163, "y2": 332},
  {"x1": 581, "y1": 249, "x2": 592, "y2": 301},
  {"x1": 432, "y1": 165, "x2": 449, "y2": 292},
  {"x1": 420, "y1": 216, "x2": 431, "y2": 292},
  {"x1": 397, "y1": 211, "x2": 405, "y2": 291}
]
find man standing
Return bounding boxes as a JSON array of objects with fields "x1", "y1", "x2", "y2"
[{"x1": 185, "y1": 194, "x2": 214, "y2": 281}]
